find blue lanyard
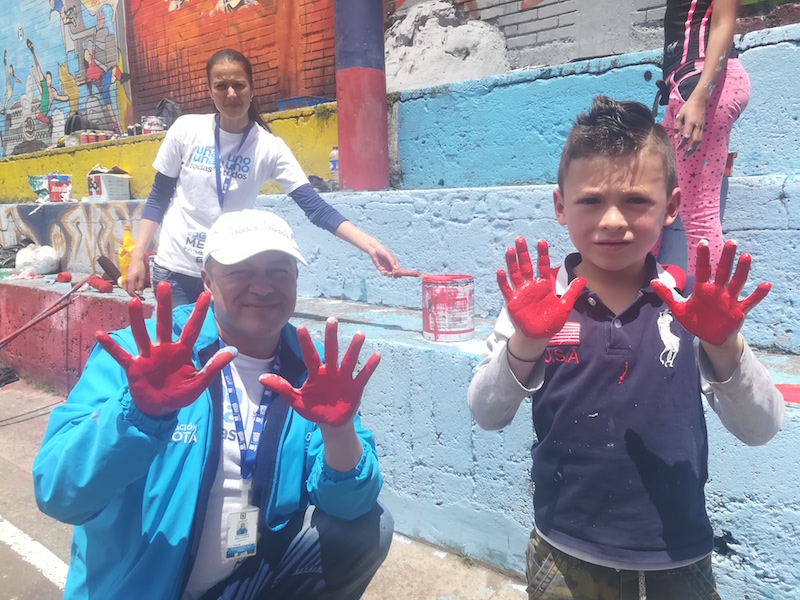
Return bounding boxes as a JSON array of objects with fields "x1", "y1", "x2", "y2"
[
  {"x1": 221, "y1": 341, "x2": 281, "y2": 482},
  {"x1": 214, "y1": 118, "x2": 254, "y2": 209}
]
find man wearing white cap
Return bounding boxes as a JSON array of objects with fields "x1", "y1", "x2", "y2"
[{"x1": 34, "y1": 209, "x2": 392, "y2": 600}]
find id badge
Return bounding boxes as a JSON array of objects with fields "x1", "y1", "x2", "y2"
[{"x1": 225, "y1": 506, "x2": 258, "y2": 560}]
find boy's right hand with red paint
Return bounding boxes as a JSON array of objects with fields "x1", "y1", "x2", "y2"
[
  {"x1": 96, "y1": 282, "x2": 237, "y2": 418},
  {"x1": 497, "y1": 237, "x2": 586, "y2": 340}
]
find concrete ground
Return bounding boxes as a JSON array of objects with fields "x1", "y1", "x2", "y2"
[{"x1": 0, "y1": 378, "x2": 526, "y2": 600}]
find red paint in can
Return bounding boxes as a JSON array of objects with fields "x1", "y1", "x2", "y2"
[{"x1": 421, "y1": 274, "x2": 474, "y2": 342}]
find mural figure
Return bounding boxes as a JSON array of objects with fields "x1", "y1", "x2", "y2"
[
  {"x1": 1, "y1": 51, "x2": 22, "y2": 116},
  {"x1": 220, "y1": 0, "x2": 257, "y2": 10},
  {"x1": 83, "y1": 37, "x2": 129, "y2": 134},
  {"x1": 58, "y1": 62, "x2": 79, "y2": 116},
  {"x1": 28, "y1": 39, "x2": 69, "y2": 134},
  {"x1": 50, "y1": 0, "x2": 78, "y2": 26}
]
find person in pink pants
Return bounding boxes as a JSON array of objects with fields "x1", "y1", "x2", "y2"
[{"x1": 659, "y1": 0, "x2": 749, "y2": 275}]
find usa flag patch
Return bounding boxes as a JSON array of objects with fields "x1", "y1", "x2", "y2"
[{"x1": 549, "y1": 321, "x2": 581, "y2": 346}]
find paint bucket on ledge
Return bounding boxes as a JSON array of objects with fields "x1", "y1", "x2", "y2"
[{"x1": 422, "y1": 274, "x2": 474, "y2": 342}]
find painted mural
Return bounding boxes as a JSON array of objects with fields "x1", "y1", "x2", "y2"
[
  {"x1": 124, "y1": 0, "x2": 396, "y2": 116},
  {"x1": 1, "y1": 1, "x2": 132, "y2": 158},
  {"x1": 0, "y1": 200, "x2": 143, "y2": 273},
  {"x1": 124, "y1": 0, "x2": 321, "y2": 117}
]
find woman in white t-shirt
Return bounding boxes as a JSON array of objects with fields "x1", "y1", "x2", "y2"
[{"x1": 125, "y1": 48, "x2": 399, "y2": 305}]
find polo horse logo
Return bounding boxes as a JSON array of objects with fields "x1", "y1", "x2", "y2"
[{"x1": 657, "y1": 310, "x2": 680, "y2": 368}]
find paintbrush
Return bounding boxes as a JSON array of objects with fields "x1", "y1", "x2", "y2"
[{"x1": 391, "y1": 268, "x2": 423, "y2": 278}]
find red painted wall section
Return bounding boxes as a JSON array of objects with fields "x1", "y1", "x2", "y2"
[
  {"x1": 336, "y1": 67, "x2": 390, "y2": 191},
  {"x1": 124, "y1": 0, "x2": 339, "y2": 117},
  {"x1": 0, "y1": 282, "x2": 152, "y2": 394}
]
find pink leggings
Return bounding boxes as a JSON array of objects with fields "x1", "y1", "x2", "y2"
[{"x1": 661, "y1": 58, "x2": 750, "y2": 275}]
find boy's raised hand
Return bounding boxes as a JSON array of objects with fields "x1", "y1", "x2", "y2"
[
  {"x1": 497, "y1": 237, "x2": 586, "y2": 339},
  {"x1": 650, "y1": 240, "x2": 772, "y2": 346},
  {"x1": 260, "y1": 317, "x2": 380, "y2": 428},
  {"x1": 96, "y1": 282, "x2": 237, "y2": 417}
]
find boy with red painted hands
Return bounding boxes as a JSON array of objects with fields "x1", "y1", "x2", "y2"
[
  {"x1": 468, "y1": 96, "x2": 783, "y2": 599},
  {"x1": 34, "y1": 210, "x2": 392, "y2": 600}
]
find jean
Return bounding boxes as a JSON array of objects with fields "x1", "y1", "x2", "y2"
[
  {"x1": 200, "y1": 503, "x2": 394, "y2": 600},
  {"x1": 526, "y1": 529, "x2": 721, "y2": 600},
  {"x1": 151, "y1": 263, "x2": 205, "y2": 306}
]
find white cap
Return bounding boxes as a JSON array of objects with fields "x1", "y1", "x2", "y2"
[{"x1": 203, "y1": 209, "x2": 308, "y2": 267}]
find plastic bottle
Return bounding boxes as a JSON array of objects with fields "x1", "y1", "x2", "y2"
[
  {"x1": 118, "y1": 224, "x2": 136, "y2": 286},
  {"x1": 329, "y1": 146, "x2": 339, "y2": 184}
]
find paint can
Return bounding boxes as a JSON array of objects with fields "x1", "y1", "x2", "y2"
[
  {"x1": 421, "y1": 274, "x2": 474, "y2": 342},
  {"x1": 142, "y1": 116, "x2": 165, "y2": 135}
]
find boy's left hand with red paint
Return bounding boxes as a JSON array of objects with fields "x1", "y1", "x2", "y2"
[
  {"x1": 260, "y1": 318, "x2": 380, "y2": 427},
  {"x1": 497, "y1": 237, "x2": 586, "y2": 340},
  {"x1": 651, "y1": 240, "x2": 772, "y2": 346}
]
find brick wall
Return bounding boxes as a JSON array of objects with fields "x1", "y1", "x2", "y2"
[
  {"x1": 124, "y1": 0, "x2": 342, "y2": 118},
  {"x1": 125, "y1": 0, "x2": 398, "y2": 120},
  {"x1": 458, "y1": 0, "x2": 800, "y2": 68},
  {"x1": 475, "y1": 0, "x2": 577, "y2": 52}
]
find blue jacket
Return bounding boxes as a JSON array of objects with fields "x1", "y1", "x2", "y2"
[{"x1": 32, "y1": 304, "x2": 383, "y2": 599}]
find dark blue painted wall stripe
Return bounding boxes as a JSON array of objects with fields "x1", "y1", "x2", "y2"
[{"x1": 333, "y1": 0, "x2": 386, "y2": 71}]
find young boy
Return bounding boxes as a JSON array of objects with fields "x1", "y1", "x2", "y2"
[{"x1": 467, "y1": 96, "x2": 784, "y2": 600}]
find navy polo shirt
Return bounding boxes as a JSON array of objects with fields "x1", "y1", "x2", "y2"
[{"x1": 532, "y1": 253, "x2": 713, "y2": 565}]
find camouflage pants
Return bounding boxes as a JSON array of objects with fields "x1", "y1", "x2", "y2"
[{"x1": 526, "y1": 530, "x2": 722, "y2": 600}]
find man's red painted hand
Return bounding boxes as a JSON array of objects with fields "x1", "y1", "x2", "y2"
[
  {"x1": 497, "y1": 237, "x2": 586, "y2": 340},
  {"x1": 260, "y1": 317, "x2": 380, "y2": 428},
  {"x1": 651, "y1": 240, "x2": 771, "y2": 346},
  {"x1": 96, "y1": 281, "x2": 237, "y2": 417}
]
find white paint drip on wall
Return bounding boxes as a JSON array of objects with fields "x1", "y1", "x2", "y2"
[{"x1": 385, "y1": 1, "x2": 511, "y2": 92}]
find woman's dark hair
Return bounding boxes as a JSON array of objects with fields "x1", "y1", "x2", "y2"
[
  {"x1": 557, "y1": 95, "x2": 676, "y2": 193},
  {"x1": 206, "y1": 49, "x2": 271, "y2": 132}
]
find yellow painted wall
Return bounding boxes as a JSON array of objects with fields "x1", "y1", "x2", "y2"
[
  {"x1": 0, "y1": 104, "x2": 338, "y2": 203},
  {"x1": 0, "y1": 136, "x2": 164, "y2": 203},
  {"x1": 263, "y1": 104, "x2": 339, "y2": 193}
]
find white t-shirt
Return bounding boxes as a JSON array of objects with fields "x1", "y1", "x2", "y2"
[
  {"x1": 181, "y1": 352, "x2": 275, "y2": 600},
  {"x1": 153, "y1": 114, "x2": 309, "y2": 277}
]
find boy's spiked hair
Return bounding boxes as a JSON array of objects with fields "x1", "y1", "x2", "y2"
[{"x1": 557, "y1": 96, "x2": 676, "y2": 193}]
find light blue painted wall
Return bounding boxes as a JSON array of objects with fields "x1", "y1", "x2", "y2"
[
  {"x1": 258, "y1": 172, "x2": 800, "y2": 353},
  {"x1": 395, "y1": 24, "x2": 800, "y2": 189},
  {"x1": 285, "y1": 311, "x2": 800, "y2": 599}
]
